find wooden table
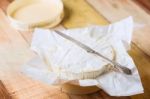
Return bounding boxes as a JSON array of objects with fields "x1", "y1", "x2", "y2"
[{"x1": 0, "y1": 0, "x2": 150, "y2": 99}]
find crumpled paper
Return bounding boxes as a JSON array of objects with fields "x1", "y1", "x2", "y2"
[{"x1": 22, "y1": 16, "x2": 143, "y2": 96}]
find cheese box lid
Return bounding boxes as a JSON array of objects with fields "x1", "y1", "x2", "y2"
[{"x1": 7, "y1": 0, "x2": 64, "y2": 31}]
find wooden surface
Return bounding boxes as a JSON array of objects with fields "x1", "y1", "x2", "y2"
[
  {"x1": 136, "y1": 0, "x2": 150, "y2": 11},
  {"x1": 0, "y1": 0, "x2": 150, "y2": 99},
  {"x1": 87, "y1": 0, "x2": 150, "y2": 56},
  {"x1": 0, "y1": 80, "x2": 12, "y2": 98}
]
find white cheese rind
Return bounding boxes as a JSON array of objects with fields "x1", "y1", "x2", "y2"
[{"x1": 31, "y1": 28, "x2": 116, "y2": 80}]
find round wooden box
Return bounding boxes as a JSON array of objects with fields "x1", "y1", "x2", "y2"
[
  {"x1": 61, "y1": 83, "x2": 100, "y2": 95},
  {"x1": 7, "y1": 0, "x2": 64, "y2": 31}
]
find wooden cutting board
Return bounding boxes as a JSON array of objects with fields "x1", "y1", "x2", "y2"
[
  {"x1": 0, "y1": 0, "x2": 150, "y2": 99},
  {"x1": 0, "y1": 80, "x2": 12, "y2": 99}
]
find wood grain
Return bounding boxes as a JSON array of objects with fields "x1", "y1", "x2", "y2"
[
  {"x1": 86, "y1": 1, "x2": 150, "y2": 98},
  {"x1": 134, "y1": 0, "x2": 150, "y2": 14},
  {"x1": 0, "y1": 80, "x2": 12, "y2": 99},
  {"x1": 0, "y1": 0, "x2": 10, "y2": 12},
  {"x1": 0, "y1": 0, "x2": 130, "y2": 98},
  {"x1": 87, "y1": 0, "x2": 150, "y2": 56},
  {"x1": 128, "y1": 44, "x2": 150, "y2": 99},
  {"x1": 62, "y1": 0, "x2": 108, "y2": 28},
  {"x1": 136, "y1": 0, "x2": 150, "y2": 11},
  {"x1": 0, "y1": 0, "x2": 150, "y2": 99}
]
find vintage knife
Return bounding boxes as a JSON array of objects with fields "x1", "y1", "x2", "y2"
[{"x1": 54, "y1": 30, "x2": 132, "y2": 75}]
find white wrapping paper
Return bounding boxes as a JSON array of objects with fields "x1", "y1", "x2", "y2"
[{"x1": 22, "y1": 17, "x2": 143, "y2": 96}]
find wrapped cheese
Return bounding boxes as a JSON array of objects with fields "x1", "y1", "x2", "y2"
[
  {"x1": 31, "y1": 27, "x2": 118, "y2": 80},
  {"x1": 22, "y1": 17, "x2": 143, "y2": 96}
]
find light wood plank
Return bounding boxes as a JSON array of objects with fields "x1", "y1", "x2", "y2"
[
  {"x1": 128, "y1": 44, "x2": 150, "y2": 99},
  {"x1": 87, "y1": 0, "x2": 150, "y2": 23},
  {"x1": 87, "y1": 1, "x2": 150, "y2": 99},
  {"x1": 0, "y1": 8, "x2": 32, "y2": 72},
  {"x1": 62, "y1": 0, "x2": 108, "y2": 28},
  {"x1": 0, "y1": 8, "x2": 64, "y2": 99},
  {"x1": 87, "y1": 0, "x2": 150, "y2": 56},
  {"x1": 0, "y1": 0, "x2": 150, "y2": 99}
]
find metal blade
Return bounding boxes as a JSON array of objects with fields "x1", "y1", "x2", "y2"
[{"x1": 54, "y1": 30, "x2": 132, "y2": 75}]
